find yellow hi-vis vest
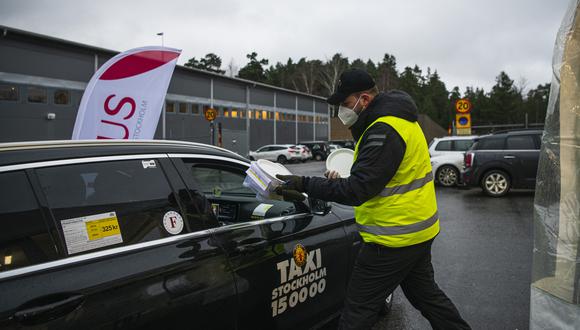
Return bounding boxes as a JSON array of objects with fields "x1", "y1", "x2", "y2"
[{"x1": 353, "y1": 116, "x2": 440, "y2": 248}]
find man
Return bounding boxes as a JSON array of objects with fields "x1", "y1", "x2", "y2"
[{"x1": 276, "y1": 69, "x2": 470, "y2": 330}]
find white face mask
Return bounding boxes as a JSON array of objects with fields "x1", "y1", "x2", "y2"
[{"x1": 338, "y1": 96, "x2": 362, "y2": 127}]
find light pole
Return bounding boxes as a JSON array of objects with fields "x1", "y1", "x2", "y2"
[{"x1": 156, "y1": 32, "x2": 164, "y2": 48}]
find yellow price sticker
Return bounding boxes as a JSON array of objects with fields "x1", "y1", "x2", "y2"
[{"x1": 86, "y1": 216, "x2": 121, "y2": 241}]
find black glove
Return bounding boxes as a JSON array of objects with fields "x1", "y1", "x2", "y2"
[{"x1": 275, "y1": 174, "x2": 306, "y2": 202}]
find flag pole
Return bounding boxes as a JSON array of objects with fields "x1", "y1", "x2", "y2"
[{"x1": 157, "y1": 32, "x2": 166, "y2": 139}]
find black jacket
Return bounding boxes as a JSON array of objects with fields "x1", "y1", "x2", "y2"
[{"x1": 304, "y1": 90, "x2": 419, "y2": 206}]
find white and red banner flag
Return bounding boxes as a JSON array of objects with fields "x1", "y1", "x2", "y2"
[{"x1": 72, "y1": 46, "x2": 181, "y2": 140}]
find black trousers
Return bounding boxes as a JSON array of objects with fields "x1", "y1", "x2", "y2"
[{"x1": 338, "y1": 238, "x2": 471, "y2": 330}]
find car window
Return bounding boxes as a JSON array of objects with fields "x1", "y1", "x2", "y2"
[
  {"x1": 36, "y1": 159, "x2": 187, "y2": 256},
  {"x1": 435, "y1": 140, "x2": 452, "y2": 151},
  {"x1": 506, "y1": 135, "x2": 536, "y2": 150},
  {"x1": 257, "y1": 146, "x2": 269, "y2": 152},
  {"x1": 311, "y1": 144, "x2": 320, "y2": 150},
  {"x1": 190, "y1": 165, "x2": 254, "y2": 196},
  {"x1": 454, "y1": 139, "x2": 474, "y2": 151},
  {"x1": 0, "y1": 171, "x2": 58, "y2": 272},
  {"x1": 184, "y1": 160, "x2": 300, "y2": 224},
  {"x1": 476, "y1": 137, "x2": 505, "y2": 150}
]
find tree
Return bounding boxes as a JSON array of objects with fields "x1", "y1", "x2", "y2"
[
  {"x1": 375, "y1": 54, "x2": 398, "y2": 91},
  {"x1": 525, "y1": 83, "x2": 551, "y2": 123},
  {"x1": 489, "y1": 71, "x2": 522, "y2": 124},
  {"x1": 238, "y1": 52, "x2": 269, "y2": 82},
  {"x1": 423, "y1": 70, "x2": 449, "y2": 127},
  {"x1": 184, "y1": 53, "x2": 225, "y2": 74},
  {"x1": 399, "y1": 66, "x2": 422, "y2": 106},
  {"x1": 319, "y1": 53, "x2": 350, "y2": 95}
]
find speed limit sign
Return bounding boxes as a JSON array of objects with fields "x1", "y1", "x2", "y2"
[
  {"x1": 455, "y1": 99, "x2": 472, "y2": 114},
  {"x1": 204, "y1": 108, "x2": 218, "y2": 121}
]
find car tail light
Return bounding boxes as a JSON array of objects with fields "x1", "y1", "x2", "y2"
[
  {"x1": 288, "y1": 147, "x2": 296, "y2": 152},
  {"x1": 464, "y1": 152, "x2": 474, "y2": 168}
]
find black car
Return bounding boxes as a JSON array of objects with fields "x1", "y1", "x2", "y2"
[
  {"x1": 0, "y1": 139, "x2": 375, "y2": 330},
  {"x1": 463, "y1": 130, "x2": 542, "y2": 197},
  {"x1": 328, "y1": 140, "x2": 355, "y2": 150},
  {"x1": 298, "y1": 141, "x2": 331, "y2": 161}
]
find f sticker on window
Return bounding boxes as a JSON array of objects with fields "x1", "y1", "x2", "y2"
[
  {"x1": 163, "y1": 211, "x2": 184, "y2": 235},
  {"x1": 61, "y1": 212, "x2": 123, "y2": 255},
  {"x1": 142, "y1": 160, "x2": 156, "y2": 169}
]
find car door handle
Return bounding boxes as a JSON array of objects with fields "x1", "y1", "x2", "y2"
[
  {"x1": 14, "y1": 294, "x2": 85, "y2": 325},
  {"x1": 235, "y1": 238, "x2": 268, "y2": 254},
  {"x1": 504, "y1": 155, "x2": 516, "y2": 159}
]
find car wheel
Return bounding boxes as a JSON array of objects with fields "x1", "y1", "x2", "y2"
[
  {"x1": 379, "y1": 293, "x2": 394, "y2": 315},
  {"x1": 436, "y1": 165, "x2": 459, "y2": 187},
  {"x1": 277, "y1": 155, "x2": 287, "y2": 164},
  {"x1": 301, "y1": 159, "x2": 307, "y2": 163},
  {"x1": 481, "y1": 170, "x2": 511, "y2": 197},
  {"x1": 315, "y1": 154, "x2": 323, "y2": 161}
]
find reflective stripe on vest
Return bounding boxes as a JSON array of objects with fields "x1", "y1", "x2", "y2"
[
  {"x1": 378, "y1": 172, "x2": 434, "y2": 197},
  {"x1": 357, "y1": 211, "x2": 438, "y2": 235}
]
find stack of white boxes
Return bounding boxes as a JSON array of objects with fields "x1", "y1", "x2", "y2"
[{"x1": 243, "y1": 162, "x2": 283, "y2": 201}]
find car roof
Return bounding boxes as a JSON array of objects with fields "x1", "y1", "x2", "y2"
[
  {"x1": 0, "y1": 139, "x2": 248, "y2": 167},
  {"x1": 433, "y1": 136, "x2": 478, "y2": 141},
  {"x1": 476, "y1": 129, "x2": 543, "y2": 140}
]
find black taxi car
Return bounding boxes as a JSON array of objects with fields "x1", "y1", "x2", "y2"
[{"x1": 0, "y1": 140, "x2": 365, "y2": 330}]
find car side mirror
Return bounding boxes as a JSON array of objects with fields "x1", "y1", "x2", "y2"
[{"x1": 308, "y1": 197, "x2": 332, "y2": 216}]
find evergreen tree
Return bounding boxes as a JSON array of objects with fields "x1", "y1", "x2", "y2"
[
  {"x1": 375, "y1": 54, "x2": 398, "y2": 91},
  {"x1": 184, "y1": 53, "x2": 225, "y2": 74},
  {"x1": 489, "y1": 71, "x2": 521, "y2": 124},
  {"x1": 238, "y1": 52, "x2": 269, "y2": 82}
]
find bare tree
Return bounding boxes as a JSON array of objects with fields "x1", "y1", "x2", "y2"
[
  {"x1": 319, "y1": 54, "x2": 349, "y2": 95},
  {"x1": 226, "y1": 58, "x2": 239, "y2": 78},
  {"x1": 292, "y1": 58, "x2": 321, "y2": 94},
  {"x1": 516, "y1": 76, "x2": 529, "y2": 98}
]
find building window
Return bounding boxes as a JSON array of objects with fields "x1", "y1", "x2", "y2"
[
  {"x1": 262, "y1": 110, "x2": 268, "y2": 120},
  {"x1": 166, "y1": 101, "x2": 175, "y2": 113},
  {"x1": 248, "y1": 110, "x2": 254, "y2": 119},
  {"x1": 191, "y1": 104, "x2": 200, "y2": 115},
  {"x1": 27, "y1": 86, "x2": 47, "y2": 103},
  {"x1": 231, "y1": 109, "x2": 239, "y2": 118},
  {"x1": 239, "y1": 110, "x2": 245, "y2": 118},
  {"x1": 54, "y1": 90, "x2": 70, "y2": 105},
  {"x1": 179, "y1": 103, "x2": 188, "y2": 114},
  {"x1": 224, "y1": 108, "x2": 230, "y2": 117},
  {"x1": 0, "y1": 85, "x2": 19, "y2": 101}
]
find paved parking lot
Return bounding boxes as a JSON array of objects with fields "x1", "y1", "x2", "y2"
[{"x1": 287, "y1": 161, "x2": 534, "y2": 330}]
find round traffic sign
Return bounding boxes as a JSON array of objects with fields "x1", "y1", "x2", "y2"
[
  {"x1": 204, "y1": 108, "x2": 218, "y2": 121},
  {"x1": 455, "y1": 99, "x2": 472, "y2": 113}
]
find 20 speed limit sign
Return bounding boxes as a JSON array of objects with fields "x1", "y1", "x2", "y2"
[{"x1": 455, "y1": 99, "x2": 472, "y2": 113}]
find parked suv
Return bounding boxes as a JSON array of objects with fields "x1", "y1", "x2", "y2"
[
  {"x1": 247, "y1": 144, "x2": 301, "y2": 163},
  {"x1": 0, "y1": 139, "x2": 378, "y2": 329},
  {"x1": 463, "y1": 130, "x2": 542, "y2": 197},
  {"x1": 428, "y1": 136, "x2": 477, "y2": 187},
  {"x1": 299, "y1": 141, "x2": 331, "y2": 161}
]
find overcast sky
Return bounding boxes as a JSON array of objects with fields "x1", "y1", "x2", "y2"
[{"x1": 0, "y1": 0, "x2": 571, "y2": 94}]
